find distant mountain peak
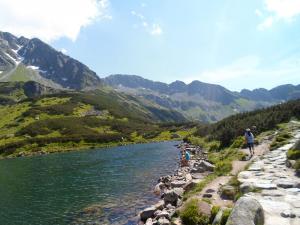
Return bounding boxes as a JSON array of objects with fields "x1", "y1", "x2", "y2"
[{"x1": 0, "y1": 31, "x2": 102, "y2": 90}]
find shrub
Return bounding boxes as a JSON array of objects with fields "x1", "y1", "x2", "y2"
[
  {"x1": 210, "y1": 206, "x2": 220, "y2": 224},
  {"x1": 208, "y1": 141, "x2": 221, "y2": 151},
  {"x1": 230, "y1": 136, "x2": 245, "y2": 149},
  {"x1": 220, "y1": 208, "x2": 232, "y2": 225},
  {"x1": 287, "y1": 149, "x2": 300, "y2": 160},
  {"x1": 214, "y1": 161, "x2": 232, "y2": 176},
  {"x1": 180, "y1": 199, "x2": 210, "y2": 225},
  {"x1": 293, "y1": 160, "x2": 300, "y2": 170}
]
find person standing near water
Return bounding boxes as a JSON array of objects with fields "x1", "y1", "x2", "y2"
[
  {"x1": 245, "y1": 128, "x2": 255, "y2": 157},
  {"x1": 185, "y1": 150, "x2": 190, "y2": 162}
]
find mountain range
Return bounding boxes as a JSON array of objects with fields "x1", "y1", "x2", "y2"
[
  {"x1": 104, "y1": 74, "x2": 300, "y2": 122},
  {"x1": 0, "y1": 31, "x2": 299, "y2": 122}
]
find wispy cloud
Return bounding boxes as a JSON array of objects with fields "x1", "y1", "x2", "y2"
[
  {"x1": 131, "y1": 10, "x2": 163, "y2": 36},
  {"x1": 0, "y1": 0, "x2": 111, "y2": 42},
  {"x1": 257, "y1": 0, "x2": 300, "y2": 30},
  {"x1": 150, "y1": 24, "x2": 162, "y2": 36},
  {"x1": 183, "y1": 55, "x2": 300, "y2": 90},
  {"x1": 60, "y1": 48, "x2": 68, "y2": 54}
]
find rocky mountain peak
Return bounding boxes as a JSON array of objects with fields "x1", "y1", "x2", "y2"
[{"x1": 0, "y1": 31, "x2": 102, "y2": 90}]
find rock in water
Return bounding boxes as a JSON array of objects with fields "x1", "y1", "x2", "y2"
[
  {"x1": 140, "y1": 207, "x2": 156, "y2": 222},
  {"x1": 226, "y1": 197, "x2": 264, "y2": 225}
]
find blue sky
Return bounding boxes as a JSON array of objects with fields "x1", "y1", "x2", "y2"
[{"x1": 0, "y1": 0, "x2": 300, "y2": 91}]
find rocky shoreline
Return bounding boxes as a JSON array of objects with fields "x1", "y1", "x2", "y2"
[
  {"x1": 138, "y1": 143, "x2": 215, "y2": 225},
  {"x1": 137, "y1": 123, "x2": 300, "y2": 225}
]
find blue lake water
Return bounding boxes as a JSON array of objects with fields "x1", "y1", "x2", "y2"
[{"x1": 0, "y1": 141, "x2": 180, "y2": 225}]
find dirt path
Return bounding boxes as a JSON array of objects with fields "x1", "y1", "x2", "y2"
[{"x1": 198, "y1": 140, "x2": 271, "y2": 207}]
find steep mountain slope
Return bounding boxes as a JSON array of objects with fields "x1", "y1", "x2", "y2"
[{"x1": 0, "y1": 31, "x2": 102, "y2": 90}]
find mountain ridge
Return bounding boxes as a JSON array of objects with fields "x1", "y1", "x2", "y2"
[
  {"x1": 0, "y1": 31, "x2": 102, "y2": 90},
  {"x1": 103, "y1": 74, "x2": 300, "y2": 122}
]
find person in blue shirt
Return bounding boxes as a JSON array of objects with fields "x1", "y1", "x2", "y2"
[
  {"x1": 245, "y1": 128, "x2": 255, "y2": 156},
  {"x1": 185, "y1": 150, "x2": 190, "y2": 162}
]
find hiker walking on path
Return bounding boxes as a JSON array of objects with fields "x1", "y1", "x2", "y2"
[{"x1": 245, "y1": 128, "x2": 255, "y2": 157}]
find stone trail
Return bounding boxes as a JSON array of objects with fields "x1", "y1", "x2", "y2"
[{"x1": 238, "y1": 130, "x2": 300, "y2": 225}]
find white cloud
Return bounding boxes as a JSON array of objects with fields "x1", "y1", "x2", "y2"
[
  {"x1": 142, "y1": 22, "x2": 149, "y2": 27},
  {"x1": 184, "y1": 56, "x2": 261, "y2": 84},
  {"x1": 150, "y1": 24, "x2": 163, "y2": 36},
  {"x1": 255, "y1": 9, "x2": 263, "y2": 17},
  {"x1": 183, "y1": 55, "x2": 300, "y2": 89},
  {"x1": 60, "y1": 48, "x2": 68, "y2": 54},
  {"x1": 258, "y1": 16, "x2": 274, "y2": 30},
  {"x1": 131, "y1": 9, "x2": 163, "y2": 36},
  {"x1": 0, "y1": 0, "x2": 111, "y2": 42},
  {"x1": 257, "y1": 0, "x2": 300, "y2": 30},
  {"x1": 265, "y1": 0, "x2": 300, "y2": 19}
]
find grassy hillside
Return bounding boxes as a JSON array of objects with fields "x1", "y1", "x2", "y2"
[
  {"x1": 194, "y1": 99, "x2": 300, "y2": 147},
  {"x1": 0, "y1": 82, "x2": 191, "y2": 157},
  {"x1": 0, "y1": 64, "x2": 63, "y2": 89}
]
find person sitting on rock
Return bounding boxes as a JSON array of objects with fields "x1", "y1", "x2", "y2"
[{"x1": 245, "y1": 128, "x2": 255, "y2": 157}]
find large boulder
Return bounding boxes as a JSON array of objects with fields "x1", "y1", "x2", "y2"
[
  {"x1": 220, "y1": 185, "x2": 236, "y2": 200},
  {"x1": 140, "y1": 206, "x2": 156, "y2": 222},
  {"x1": 154, "y1": 182, "x2": 165, "y2": 195},
  {"x1": 163, "y1": 188, "x2": 184, "y2": 206},
  {"x1": 191, "y1": 160, "x2": 215, "y2": 173},
  {"x1": 226, "y1": 197, "x2": 264, "y2": 225},
  {"x1": 183, "y1": 179, "x2": 202, "y2": 192},
  {"x1": 171, "y1": 180, "x2": 187, "y2": 188}
]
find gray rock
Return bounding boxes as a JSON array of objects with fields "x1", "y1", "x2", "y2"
[
  {"x1": 276, "y1": 180, "x2": 295, "y2": 188},
  {"x1": 247, "y1": 165, "x2": 262, "y2": 171},
  {"x1": 212, "y1": 207, "x2": 227, "y2": 225},
  {"x1": 225, "y1": 197, "x2": 264, "y2": 225},
  {"x1": 287, "y1": 160, "x2": 298, "y2": 169},
  {"x1": 145, "y1": 218, "x2": 153, "y2": 225},
  {"x1": 261, "y1": 190, "x2": 284, "y2": 197},
  {"x1": 140, "y1": 207, "x2": 156, "y2": 221},
  {"x1": 176, "y1": 199, "x2": 183, "y2": 207},
  {"x1": 166, "y1": 204, "x2": 175, "y2": 210},
  {"x1": 253, "y1": 183, "x2": 277, "y2": 190},
  {"x1": 191, "y1": 173, "x2": 204, "y2": 179},
  {"x1": 240, "y1": 183, "x2": 254, "y2": 194},
  {"x1": 156, "y1": 210, "x2": 170, "y2": 219},
  {"x1": 281, "y1": 210, "x2": 296, "y2": 218},
  {"x1": 185, "y1": 173, "x2": 192, "y2": 181},
  {"x1": 183, "y1": 179, "x2": 202, "y2": 192},
  {"x1": 171, "y1": 180, "x2": 186, "y2": 188},
  {"x1": 206, "y1": 188, "x2": 215, "y2": 193},
  {"x1": 171, "y1": 218, "x2": 182, "y2": 225},
  {"x1": 154, "y1": 200, "x2": 165, "y2": 210},
  {"x1": 173, "y1": 188, "x2": 184, "y2": 197},
  {"x1": 220, "y1": 185, "x2": 236, "y2": 200},
  {"x1": 191, "y1": 160, "x2": 215, "y2": 173},
  {"x1": 158, "y1": 217, "x2": 170, "y2": 225},
  {"x1": 203, "y1": 193, "x2": 212, "y2": 198},
  {"x1": 163, "y1": 188, "x2": 183, "y2": 206},
  {"x1": 154, "y1": 182, "x2": 164, "y2": 195}
]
